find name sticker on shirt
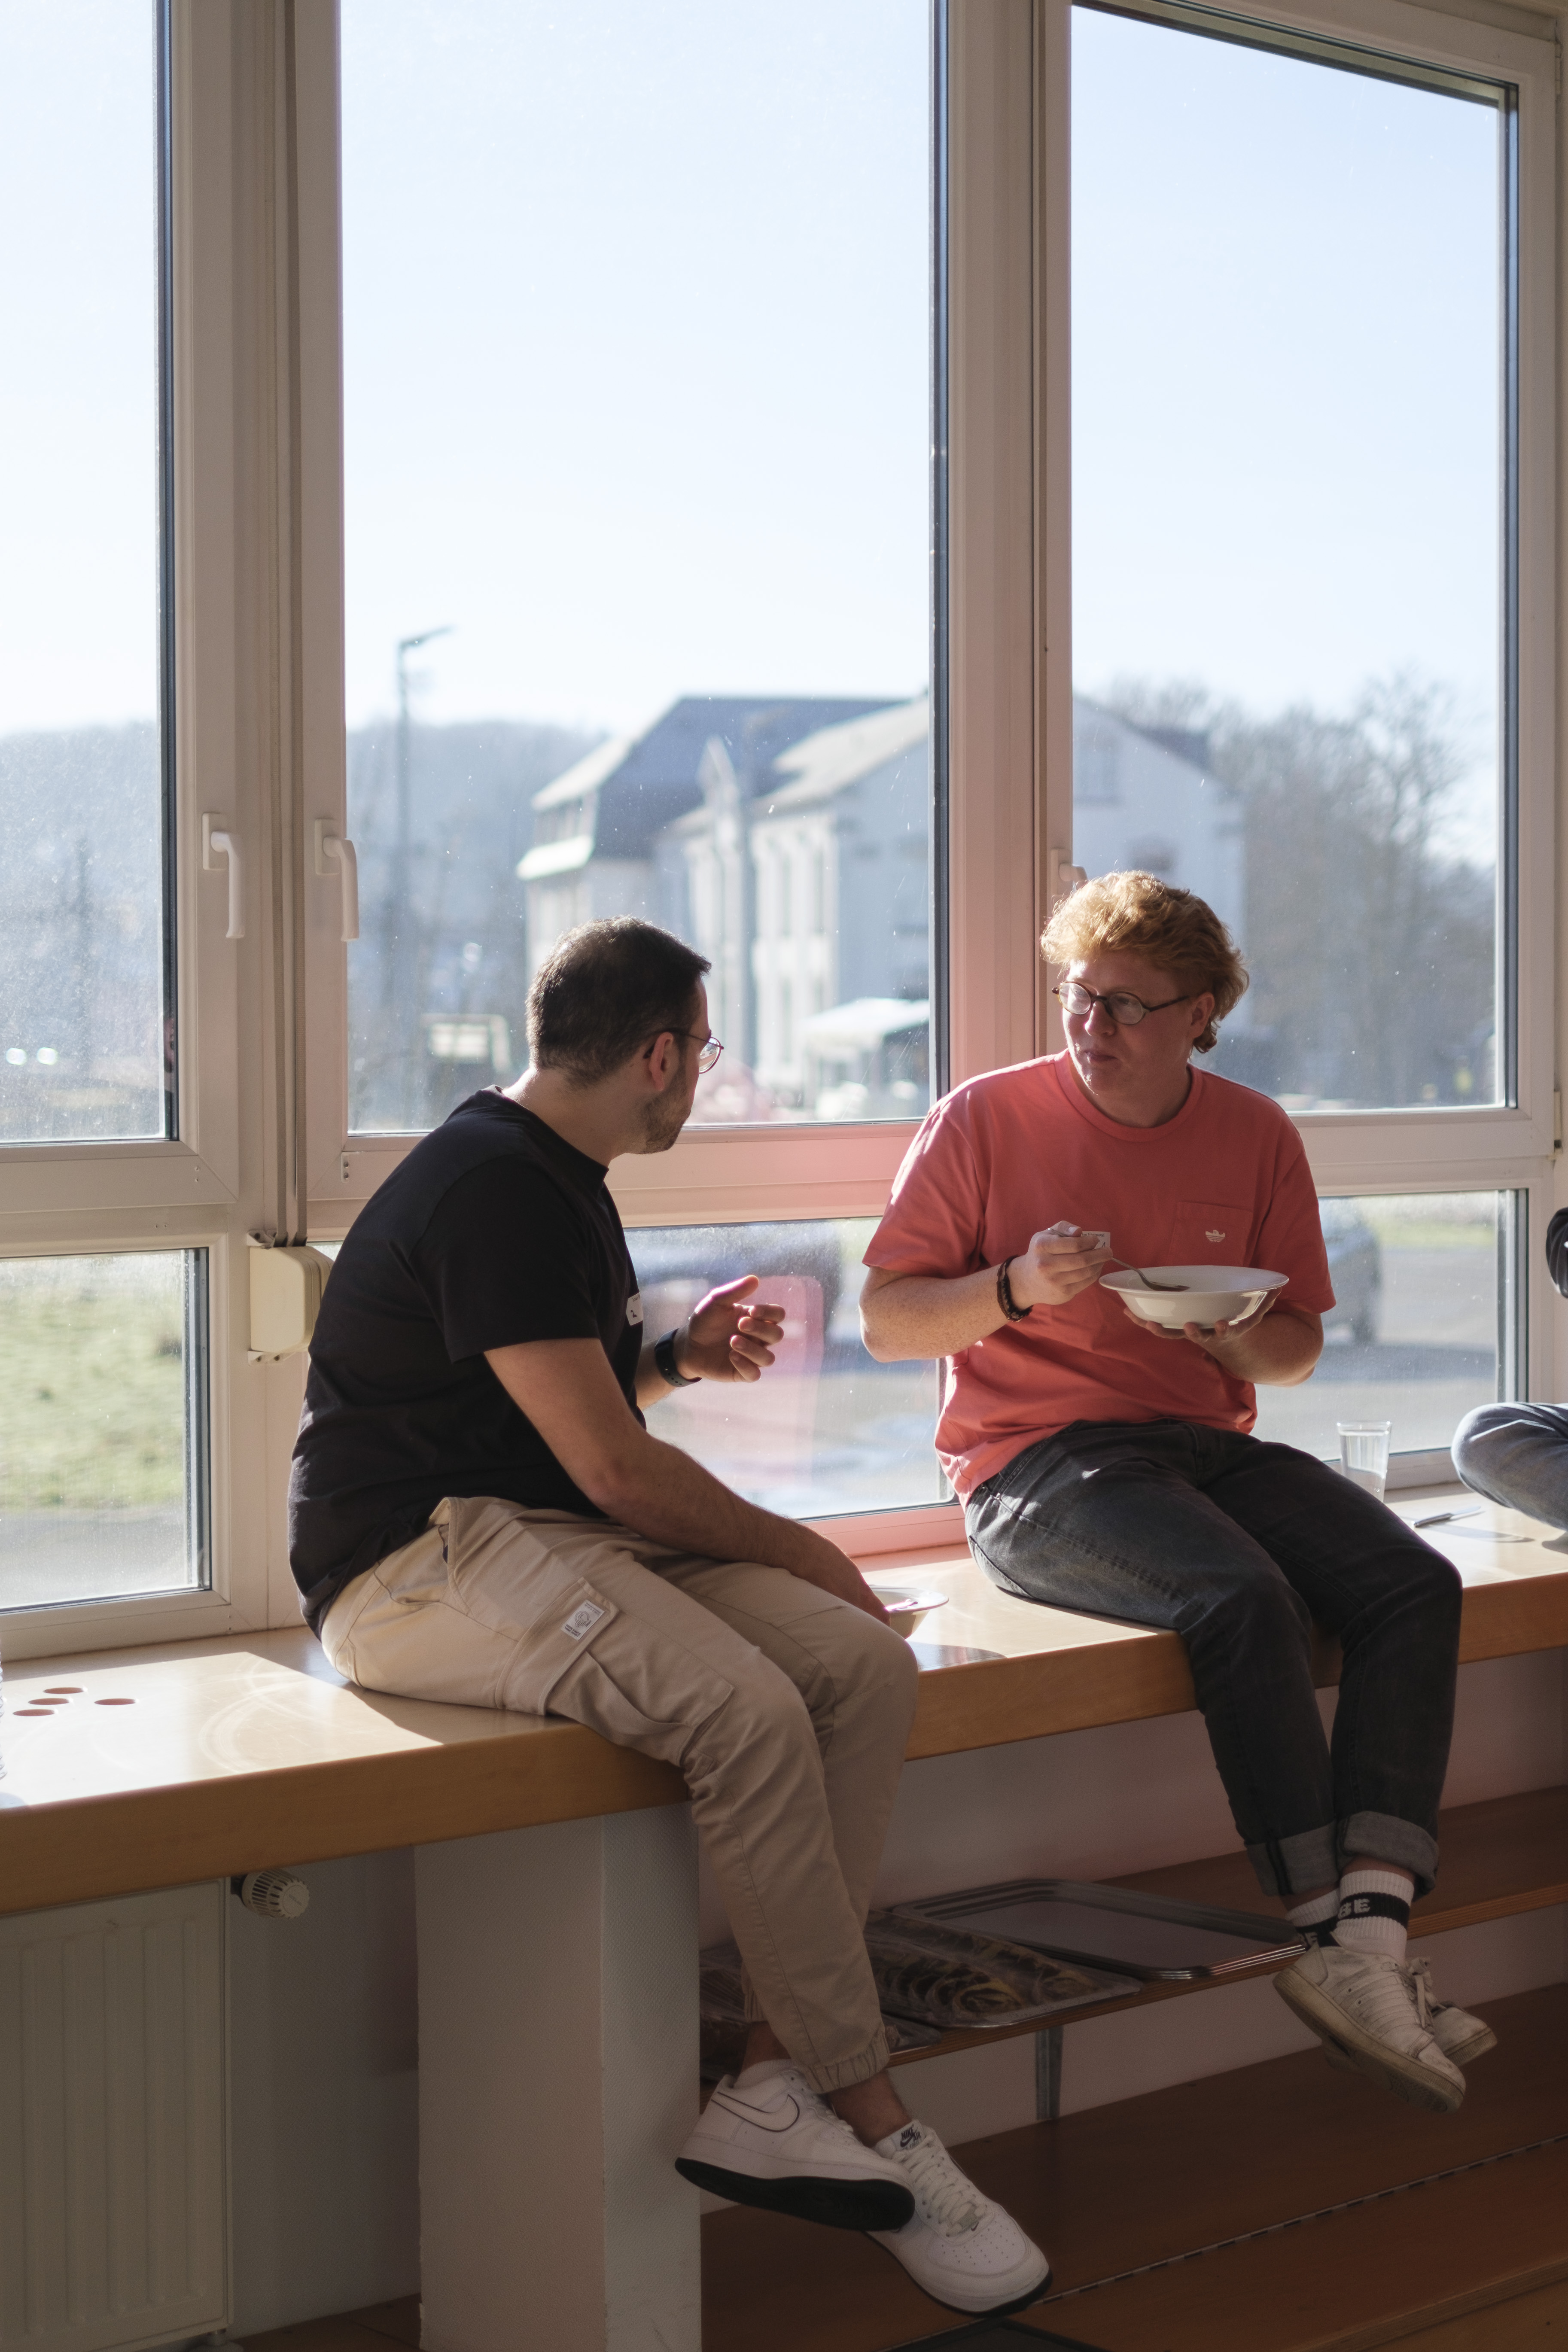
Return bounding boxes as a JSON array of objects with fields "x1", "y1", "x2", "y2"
[
  {"x1": 563, "y1": 1601, "x2": 606, "y2": 1641},
  {"x1": 626, "y1": 1291, "x2": 644, "y2": 1325}
]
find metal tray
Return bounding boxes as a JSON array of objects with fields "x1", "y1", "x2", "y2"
[
  {"x1": 865, "y1": 1911, "x2": 1142, "y2": 2029},
  {"x1": 895, "y1": 1877, "x2": 1303, "y2": 1982}
]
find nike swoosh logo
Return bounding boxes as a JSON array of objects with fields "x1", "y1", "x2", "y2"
[{"x1": 711, "y1": 2092, "x2": 801, "y2": 2134}]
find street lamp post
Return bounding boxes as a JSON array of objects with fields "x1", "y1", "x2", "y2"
[{"x1": 387, "y1": 625, "x2": 453, "y2": 1122}]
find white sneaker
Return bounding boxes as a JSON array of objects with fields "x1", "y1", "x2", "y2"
[
  {"x1": 867, "y1": 2120, "x2": 1052, "y2": 2317},
  {"x1": 1276, "y1": 1943, "x2": 1466, "y2": 2113},
  {"x1": 1410, "y1": 1959, "x2": 1497, "y2": 2067},
  {"x1": 1321, "y1": 1955, "x2": 1496, "y2": 2076},
  {"x1": 675, "y1": 2066, "x2": 915, "y2": 2230}
]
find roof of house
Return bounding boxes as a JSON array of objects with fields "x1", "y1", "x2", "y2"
[
  {"x1": 528, "y1": 694, "x2": 901, "y2": 863},
  {"x1": 760, "y1": 696, "x2": 929, "y2": 814}
]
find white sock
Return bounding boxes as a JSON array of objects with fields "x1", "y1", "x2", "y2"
[
  {"x1": 1286, "y1": 1889, "x2": 1340, "y2": 1943},
  {"x1": 1334, "y1": 1868, "x2": 1413, "y2": 1959}
]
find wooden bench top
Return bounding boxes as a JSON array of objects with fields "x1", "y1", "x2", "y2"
[{"x1": 2, "y1": 1492, "x2": 1564, "y2": 1918}]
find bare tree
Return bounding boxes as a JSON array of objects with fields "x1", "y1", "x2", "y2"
[{"x1": 1096, "y1": 673, "x2": 1496, "y2": 1108}]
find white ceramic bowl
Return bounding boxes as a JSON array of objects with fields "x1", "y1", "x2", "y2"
[
  {"x1": 1100, "y1": 1265, "x2": 1288, "y2": 1331},
  {"x1": 867, "y1": 1585, "x2": 949, "y2": 1638}
]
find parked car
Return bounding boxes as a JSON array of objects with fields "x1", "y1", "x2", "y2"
[
  {"x1": 627, "y1": 1222, "x2": 844, "y2": 1344},
  {"x1": 1319, "y1": 1198, "x2": 1382, "y2": 1345}
]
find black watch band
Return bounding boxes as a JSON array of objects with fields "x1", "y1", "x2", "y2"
[
  {"x1": 655, "y1": 1328, "x2": 699, "y2": 1387},
  {"x1": 997, "y1": 1259, "x2": 1031, "y2": 1322}
]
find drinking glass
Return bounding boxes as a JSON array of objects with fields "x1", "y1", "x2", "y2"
[{"x1": 1338, "y1": 1419, "x2": 1392, "y2": 1501}]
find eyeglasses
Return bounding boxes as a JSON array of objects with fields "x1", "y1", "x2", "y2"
[
  {"x1": 1053, "y1": 982, "x2": 1192, "y2": 1028},
  {"x1": 673, "y1": 1030, "x2": 725, "y2": 1073}
]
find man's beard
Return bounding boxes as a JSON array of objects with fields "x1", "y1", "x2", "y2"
[{"x1": 640, "y1": 1083, "x2": 688, "y2": 1153}]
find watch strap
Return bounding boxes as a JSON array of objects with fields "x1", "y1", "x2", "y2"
[{"x1": 655, "y1": 1328, "x2": 700, "y2": 1387}]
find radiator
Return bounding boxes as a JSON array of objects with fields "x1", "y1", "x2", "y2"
[{"x1": 0, "y1": 1883, "x2": 228, "y2": 2352}]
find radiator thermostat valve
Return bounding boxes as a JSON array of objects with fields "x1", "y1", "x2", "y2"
[{"x1": 234, "y1": 1868, "x2": 310, "y2": 1920}]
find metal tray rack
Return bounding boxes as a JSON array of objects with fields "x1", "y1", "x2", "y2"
[{"x1": 892, "y1": 1877, "x2": 1305, "y2": 1983}]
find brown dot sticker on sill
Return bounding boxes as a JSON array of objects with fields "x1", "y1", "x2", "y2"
[
  {"x1": 14, "y1": 1708, "x2": 54, "y2": 1718},
  {"x1": 43, "y1": 1686, "x2": 82, "y2": 1696},
  {"x1": 94, "y1": 1698, "x2": 135, "y2": 1707}
]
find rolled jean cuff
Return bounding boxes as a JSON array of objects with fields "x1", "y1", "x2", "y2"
[
  {"x1": 1340, "y1": 1810, "x2": 1438, "y2": 1900},
  {"x1": 1246, "y1": 1822, "x2": 1339, "y2": 1899},
  {"x1": 795, "y1": 2023, "x2": 890, "y2": 2097}
]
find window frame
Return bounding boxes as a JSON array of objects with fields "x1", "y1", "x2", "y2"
[
  {"x1": 1, "y1": 0, "x2": 1559, "y2": 1657},
  {"x1": 1034, "y1": 0, "x2": 1560, "y2": 1458}
]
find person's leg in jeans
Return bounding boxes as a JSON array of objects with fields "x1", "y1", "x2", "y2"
[
  {"x1": 1453, "y1": 1400, "x2": 1568, "y2": 1530},
  {"x1": 968, "y1": 1422, "x2": 1341, "y2": 1894},
  {"x1": 966, "y1": 1421, "x2": 1473, "y2": 2108},
  {"x1": 968, "y1": 1421, "x2": 1461, "y2": 1895},
  {"x1": 1189, "y1": 1433, "x2": 1461, "y2": 1888}
]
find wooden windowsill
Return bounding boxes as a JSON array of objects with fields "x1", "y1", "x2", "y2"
[{"x1": 0, "y1": 1492, "x2": 1563, "y2": 1918}]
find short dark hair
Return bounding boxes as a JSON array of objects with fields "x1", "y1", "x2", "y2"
[{"x1": 526, "y1": 919, "x2": 711, "y2": 1085}]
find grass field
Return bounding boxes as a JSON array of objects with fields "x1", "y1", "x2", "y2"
[{"x1": 0, "y1": 1254, "x2": 191, "y2": 1513}]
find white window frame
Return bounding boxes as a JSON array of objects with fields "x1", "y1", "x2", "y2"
[
  {"x1": 1030, "y1": 0, "x2": 1562, "y2": 1450},
  {"x1": 3, "y1": 0, "x2": 1558, "y2": 1655},
  {"x1": 0, "y1": 2, "x2": 341, "y2": 1659}
]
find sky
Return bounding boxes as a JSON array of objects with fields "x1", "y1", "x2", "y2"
[
  {"x1": 339, "y1": 0, "x2": 931, "y2": 734},
  {"x1": 1072, "y1": 6, "x2": 1502, "y2": 844},
  {"x1": 0, "y1": 0, "x2": 1506, "y2": 808},
  {"x1": 0, "y1": 1, "x2": 158, "y2": 733}
]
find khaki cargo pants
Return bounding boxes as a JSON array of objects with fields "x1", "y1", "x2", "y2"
[{"x1": 319, "y1": 1496, "x2": 919, "y2": 2091}]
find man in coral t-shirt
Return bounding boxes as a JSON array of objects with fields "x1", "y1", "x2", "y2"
[{"x1": 863, "y1": 873, "x2": 1492, "y2": 2114}]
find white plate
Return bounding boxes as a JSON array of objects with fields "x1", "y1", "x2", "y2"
[{"x1": 1100, "y1": 1265, "x2": 1288, "y2": 1330}]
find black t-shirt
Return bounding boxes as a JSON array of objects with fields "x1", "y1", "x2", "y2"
[{"x1": 288, "y1": 1091, "x2": 643, "y2": 1629}]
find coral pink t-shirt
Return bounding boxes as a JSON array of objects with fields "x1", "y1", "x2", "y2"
[{"x1": 865, "y1": 1054, "x2": 1334, "y2": 1499}]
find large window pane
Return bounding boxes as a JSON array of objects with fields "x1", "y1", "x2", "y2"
[
  {"x1": 341, "y1": 1, "x2": 932, "y2": 1135},
  {"x1": 633, "y1": 1219, "x2": 943, "y2": 1518},
  {"x1": 1252, "y1": 1194, "x2": 1505, "y2": 1463},
  {"x1": 0, "y1": 2, "x2": 169, "y2": 1142},
  {"x1": 0, "y1": 1252, "x2": 210, "y2": 1612},
  {"x1": 1072, "y1": 10, "x2": 1503, "y2": 1111}
]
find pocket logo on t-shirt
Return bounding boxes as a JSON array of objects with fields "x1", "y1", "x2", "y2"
[
  {"x1": 562, "y1": 1601, "x2": 605, "y2": 1640},
  {"x1": 1206, "y1": 1229, "x2": 1226, "y2": 1242},
  {"x1": 626, "y1": 1291, "x2": 644, "y2": 1325}
]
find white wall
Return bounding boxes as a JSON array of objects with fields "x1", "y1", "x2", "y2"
[{"x1": 228, "y1": 1849, "x2": 420, "y2": 2335}]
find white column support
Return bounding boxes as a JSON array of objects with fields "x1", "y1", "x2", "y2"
[{"x1": 416, "y1": 1807, "x2": 701, "y2": 2352}]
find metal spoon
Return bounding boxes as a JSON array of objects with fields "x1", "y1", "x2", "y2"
[{"x1": 1103, "y1": 1253, "x2": 1189, "y2": 1293}]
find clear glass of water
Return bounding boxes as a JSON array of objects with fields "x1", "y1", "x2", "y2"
[{"x1": 1338, "y1": 1419, "x2": 1392, "y2": 1501}]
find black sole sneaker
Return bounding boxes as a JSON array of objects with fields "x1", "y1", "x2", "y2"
[{"x1": 675, "y1": 2156, "x2": 914, "y2": 2231}]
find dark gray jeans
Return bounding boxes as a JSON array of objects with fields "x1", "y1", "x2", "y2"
[{"x1": 965, "y1": 1420, "x2": 1463, "y2": 1898}]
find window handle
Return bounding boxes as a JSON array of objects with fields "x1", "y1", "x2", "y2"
[
  {"x1": 314, "y1": 819, "x2": 361, "y2": 941},
  {"x1": 202, "y1": 814, "x2": 245, "y2": 940},
  {"x1": 1051, "y1": 847, "x2": 1087, "y2": 901}
]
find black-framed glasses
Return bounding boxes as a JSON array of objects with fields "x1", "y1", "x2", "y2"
[{"x1": 1053, "y1": 982, "x2": 1192, "y2": 1028}]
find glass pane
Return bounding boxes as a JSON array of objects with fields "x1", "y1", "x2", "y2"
[
  {"x1": 0, "y1": 2, "x2": 169, "y2": 1142},
  {"x1": 633, "y1": 1219, "x2": 943, "y2": 1518},
  {"x1": 1072, "y1": 11, "x2": 1502, "y2": 1111},
  {"x1": 341, "y1": 1, "x2": 932, "y2": 1135},
  {"x1": 0, "y1": 1252, "x2": 209, "y2": 1613},
  {"x1": 1252, "y1": 1194, "x2": 1502, "y2": 1460}
]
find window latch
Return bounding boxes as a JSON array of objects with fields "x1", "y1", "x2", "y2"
[
  {"x1": 1051, "y1": 847, "x2": 1087, "y2": 902},
  {"x1": 201, "y1": 814, "x2": 245, "y2": 939},
  {"x1": 314, "y1": 819, "x2": 361, "y2": 941}
]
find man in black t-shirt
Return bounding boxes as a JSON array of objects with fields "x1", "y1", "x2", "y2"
[{"x1": 289, "y1": 918, "x2": 1048, "y2": 2322}]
